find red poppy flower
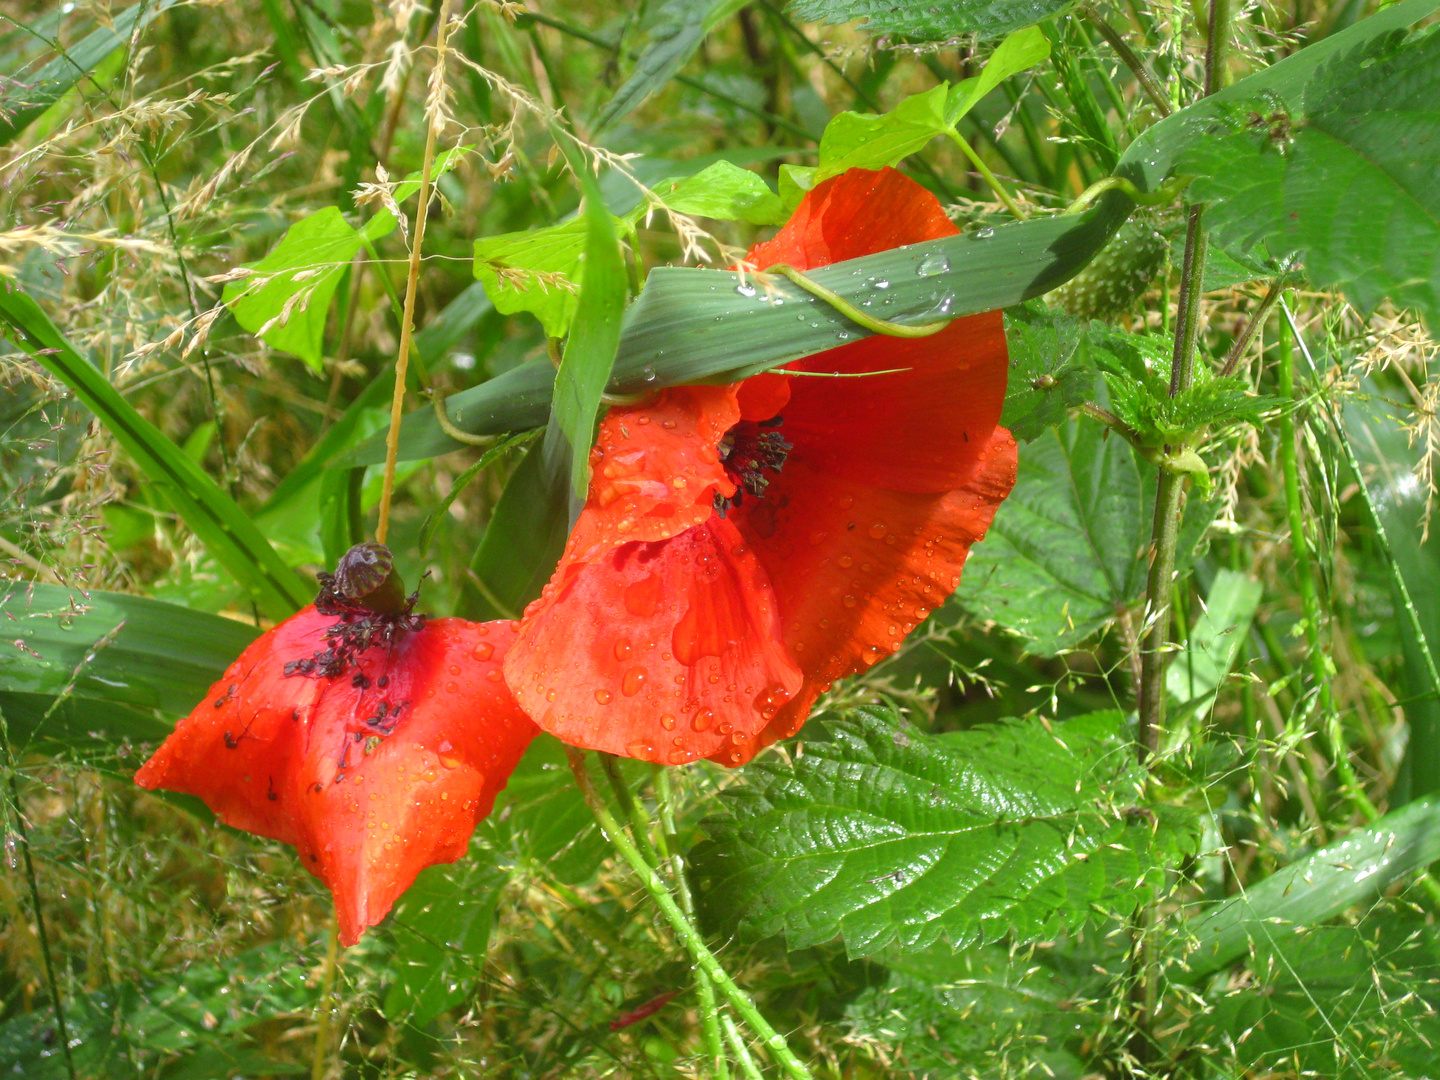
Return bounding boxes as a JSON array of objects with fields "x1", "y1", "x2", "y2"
[
  {"x1": 504, "y1": 167, "x2": 1018, "y2": 767},
  {"x1": 135, "y1": 545, "x2": 537, "y2": 946}
]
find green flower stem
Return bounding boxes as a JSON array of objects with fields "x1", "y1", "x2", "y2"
[
  {"x1": 762, "y1": 264, "x2": 951, "y2": 338},
  {"x1": 311, "y1": 921, "x2": 341, "y2": 1080},
  {"x1": 944, "y1": 129, "x2": 1028, "y2": 220},
  {"x1": 599, "y1": 753, "x2": 663, "y2": 870},
  {"x1": 653, "y1": 766, "x2": 728, "y2": 1080},
  {"x1": 567, "y1": 748, "x2": 814, "y2": 1080},
  {"x1": 1275, "y1": 310, "x2": 1379, "y2": 823},
  {"x1": 723, "y1": 1014, "x2": 767, "y2": 1080}
]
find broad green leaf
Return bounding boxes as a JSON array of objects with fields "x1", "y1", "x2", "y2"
[
  {"x1": 1000, "y1": 300, "x2": 1091, "y2": 442},
  {"x1": 1166, "y1": 568, "x2": 1262, "y2": 719},
  {"x1": 359, "y1": 196, "x2": 1132, "y2": 463},
  {"x1": 0, "y1": 582, "x2": 257, "y2": 717},
  {"x1": 787, "y1": 0, "x2": 1073, "y2": 40},
  {"x1": 653, "y1": 160, "x2": 785, "y2": 225},
  {"x1": 944, "y1": 26, "x2": 1050, "y2": 125},
  {"x1": 1178, "y1": 793, "x2": 1440, "y2": 978},
  {"x1": 777, "y1": 163, "x2": 816, "y2": 213},
  {"x1": 1116, "y1": 0, "x2": 1440, "y2": 197},
  {"x1": 224, "y1": 148, "x2": 469, "y2": 369},
  {"x1": 814, "y1": 84, "x2": 950, "y2": 184},
  {"x1": 223, "y1": 207, "x2": 361, "y2": 372},
  {"x1": 1177, "y1": 29, "x2": 1440, "y2": 328},
  {"x1": 691, "y1": 705, "x2": 1195, "y2": 956},
  {"x1": 956, "y1": 416, "x2": 1214, "y2": 655},
  {"x1": 384, "y1": 857, "x2": 509, "y2": 1025},
  {"x1": 472, "y1": 214, "x2": 628, "y2": 339},
  {"x1": 590, "y1": 0, "x2": 750, "y2": 134},
  {"x1": 0, "y1": 288, "x2": 311, "y2": 618},
  {"x1": 0, "y1": 1, "x2": 180, "y2": 146}
]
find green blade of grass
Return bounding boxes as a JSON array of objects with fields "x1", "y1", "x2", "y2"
[{"x1": 0, "y1": 286, "x2": 311, "y2": 619}]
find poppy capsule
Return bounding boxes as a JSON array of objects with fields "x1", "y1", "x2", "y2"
[
  {"x1": 136, "y1": 543, "x2": 537, "y2": 946},
  {"x1": 505, "y1": 167, "x2": 1018, "y2": 768}
]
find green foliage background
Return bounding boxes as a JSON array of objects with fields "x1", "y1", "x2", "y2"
[{"x1": 2, "y1": 0, "x2": 1440, "y2": 1077}]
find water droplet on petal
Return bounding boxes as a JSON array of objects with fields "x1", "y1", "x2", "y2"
[
  {"x1": 869, "y1": 522, "x2": 887, "y2": 539},
  {"x1": 594, "y1": 688, "x2": 613, "y2": 705},
  {"x1": 692, "y1": 707, "x2": 715, "y2": 732},
  {"x1": 622, "y1": 667, "x2": 648, "y2": 697},
  {"x1": 627, "y1": 738, "x2": 657, "y2": 758},
  {"x1": 472, "y1": 641, "x2": 494, "y2": 662},
  {"x1": 614, "y1": 640, "x2": 633, "y2": 662},
  {"x1": 660, "y1": 713, "x2": 677, "y2": 731}
]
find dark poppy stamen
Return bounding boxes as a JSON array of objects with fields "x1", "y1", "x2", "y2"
[{"x1": 715, "y1": 414, "x2": 791, "y2": 517}]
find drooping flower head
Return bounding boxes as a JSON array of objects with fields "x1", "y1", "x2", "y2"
[
  {"x1": 136, "y1": 544, "x2": 537, "y2": 945},
  {"x1": 505, "y1": 167, "x2": 1018, "y2": 767}
]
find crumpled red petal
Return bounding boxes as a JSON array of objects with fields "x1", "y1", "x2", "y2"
[
  {"x1": 504, "y1": 516, "x2": 803, "y2": 764},
  {"x1": 136, "y1": 610, "x2": 536, "y2": 946}
]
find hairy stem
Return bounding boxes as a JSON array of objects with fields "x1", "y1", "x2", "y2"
[
  {"x1": 377, "y1": 0, "x2": 452, "y2": 545},
  {"x1": 567, "y1": 749, "x2": 813, "y2": 1080}
]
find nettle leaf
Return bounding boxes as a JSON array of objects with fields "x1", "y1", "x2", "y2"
[
  {"x1": 653, "y1": 160, "x2": 785, "y2": 225},
  {"x1": 1177, "y1": 28, "x2": 1440, "y2": 327},
  {"x1": 472, "y1": 214, "x2": 628, "y2": 339},
  {"x1": 788, "y1": 0, "x2": 1074, "y2": 40},
  {"x1": 956, "y1": 416, "x2": 1214, "y2": 654},
  {"x1": 1105, "y1": 371, "x2": 1283, "y2": 447},
  {"x1": 813, "y1": 29, "x2": 1047, "y2": 185},
  {"x1": 691, "y1": 705, "x2": 1195, "y2": 957},
  {"x1": 1001, "y1": 300, "x2": 1092, "y2": 442}
]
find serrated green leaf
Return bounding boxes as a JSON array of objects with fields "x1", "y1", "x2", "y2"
[
  {"x1": 956, "y1": 416, "x2": 1215, "y2": 655},
  {"x1": 787, "y1": 0, "x2": 1074, "y2": 40},
  {"x1": 654, "y1": 160, "x2": 785, "y2": 225},
  {"x1": 691, "y1": 705, "x2": 1193, "y2": 957},
  {"x1": 0, "y1": 288, "x2": 311, "y2": 618},
  {"x1": 1000, "y1": 300, "x2": 1091, "y2": 441},
  {"x1": 1178, "y1": 29, "x2": 1440, "y2": 327},
  {"x1": 0, "y1": 582, "x2": 257, "y2": 717}
]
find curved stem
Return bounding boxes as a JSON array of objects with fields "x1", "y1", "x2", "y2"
[
  {"x1": 567, "y1": 749, "x2": 813, "y2": 1080},
  {"x1": 1063, "y1": 173, "x2": 1191, "y2": 215},
  {"x1": 376, "y1": 0, "x2": 452, "y2": 545},
  {"x1": 944, "y1": 130, "x2": 1028, "y2": 219},
  {"x1": 762, "y1": 264, "x2": 951, "y2": 338}
]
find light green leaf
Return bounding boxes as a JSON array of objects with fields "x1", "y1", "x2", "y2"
[
  {"x1": 1167, "y1": 569, "x2": 1262, "y2": 718},
  {"x1": 473, "y1": 213, "x2": 628, "y2": 339},
  {"x1": 814, "y1": 84, "x2": 949, "y2": 184},
  {"x1": 778, "y1": 163, "x2": 816, "y2": 213},
  {"x1": 944, "y1": 26, "x2": 1050, "y2": 126},
  {"x1": 787, "y1": 0, "x2": 1074, "y2": 40},
  {"x1": 653, "y1": 160, "x2": 785, "y2": 225},
  {"x1": 691, "y1": 705, "x2": 1195, "y2": 956}
]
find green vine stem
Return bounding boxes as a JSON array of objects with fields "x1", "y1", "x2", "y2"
[
  {"x1": 762, "y1": 263, "x2": 952, "y2": 337},
  {"x1": 653, "y1": 766, "x2": 728, "y2": 1080},
  {"x1": 943, "y1": 130, "x2": 1029, "y2": 219},
  {"x1": 1062, "y1": 173, "x2": 1191, "y2": 215},
  {"x1": 567, "y1": 748, "x2": 814, "y2": 1080}
]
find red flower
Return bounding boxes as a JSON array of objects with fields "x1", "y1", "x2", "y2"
[
  {"x1": 504, "y1": 167, "x2": 1018, "y2": 767},
  {"x1": 135, "y1": 545, "x2": 537, "y2": 946}
]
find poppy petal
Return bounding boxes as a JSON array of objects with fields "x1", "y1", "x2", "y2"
[
  {"x1": 505, "y1": 516, "x2": 803, "y2": 765},
  {"x1": 780, "y1": 310, "x2": 1008, "y2": 493},
  {"x1": 569, "y1": 384, "x2": 740, "y2": 552},
  {"x1": 136, "y1": 610, "x2": 536, "y2": 946},
  {"x1": 746, "y1": 167, "x2": 959, "y2": 271},
  {"x1": 734, "y1": 427, "x2": 1019, "y2": 748}
]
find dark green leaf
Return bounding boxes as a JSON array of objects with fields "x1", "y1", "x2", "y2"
[
  {"x1": 0, "y1": 582, "x2": 257, "y2": 717},
  {"x1": 0, "y1": 1, "x2": 181, "y2": 146},
  {"x1": 1000, "y1": 300, "x2": 1091, "y2": 442},
  {"x1": 956, "y1": 417, "x2": 1213, "y2": 655},
  {"x1": 1177, "y1": 29, "x2": 1440, "y2": 327},
  {"x1": 691, "y1": 704, "x2": 1195, "y2": 956},
  {"x1": 0, "y1": 286, "x2": 312, "y2": 618},
  {"x1": 787, "y1": 0, "x2": 1074, "y2": 40}
]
